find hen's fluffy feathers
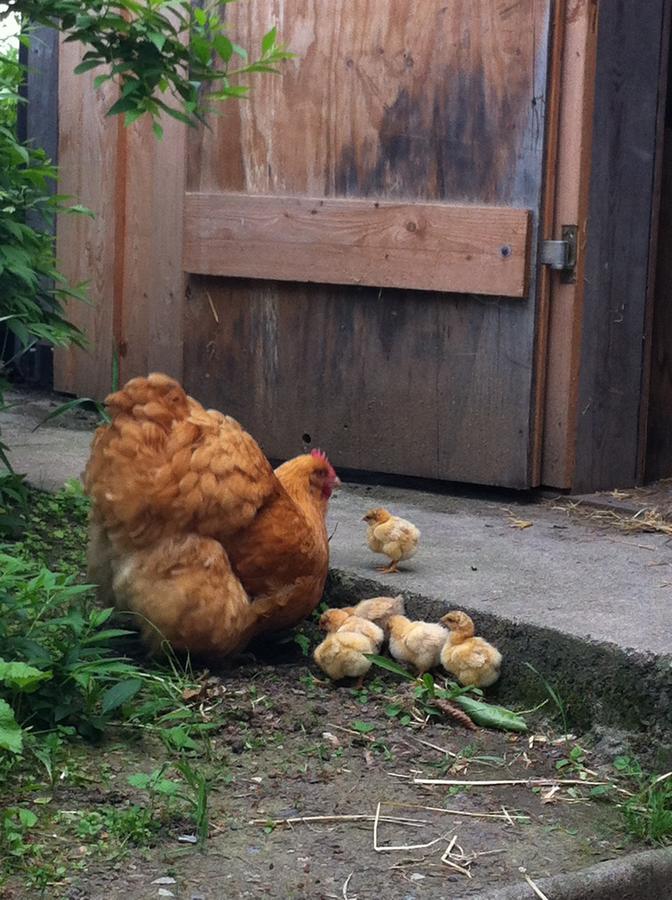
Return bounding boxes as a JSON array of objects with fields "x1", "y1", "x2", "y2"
[{"x1": 85, "y1": 373, "x2": 336, "y2": 658}]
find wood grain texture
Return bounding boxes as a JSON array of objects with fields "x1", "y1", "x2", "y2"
[
  {"x1": 645, "y1": 134, "x2": 672, "y2": 480},
  {"x1": 573, "y1": 0, "x2": 669, "y2": 491},
  {"x1": 641, "y1": 0, "x2": 672, "y2": 482},
  {"x1": 539, "y1": 1, "x2": 598, "y2": 488},
  {"x1": 184, "y1": 193, "x2": 531, "y2": 297},
  {"x1": 185, "y1": 277, "x2": 538, "y2": 487},
  {"x1": 53, "y1": 38, "x2": 119, "y2": 398},
  {"x1": 120, "y1": 115, "x2": 187, "y2": 383},
  {"x1": 184, "y1": 0, "x2": 553, "y2": 488}
]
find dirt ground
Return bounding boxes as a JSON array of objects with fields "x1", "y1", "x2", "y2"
[{"x1": 4, "y1": 650, "x2": 639, "y2": 900}]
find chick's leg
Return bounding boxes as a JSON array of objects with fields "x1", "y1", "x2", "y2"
[{"x1": 377, "y1": 542, "x2": 403, "y2": 574}]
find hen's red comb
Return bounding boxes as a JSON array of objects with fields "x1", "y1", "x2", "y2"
[{"x1": 311, "y1": 448, "x2": 328, "y2": 461}]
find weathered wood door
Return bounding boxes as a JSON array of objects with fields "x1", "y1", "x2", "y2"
[{"x1": 183, "y1": 0, "x2": 556, "y2": 489}]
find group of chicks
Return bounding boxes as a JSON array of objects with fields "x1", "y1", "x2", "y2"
[{"x1": 314, "y1": 595, "x2": 502, "y2": 689}]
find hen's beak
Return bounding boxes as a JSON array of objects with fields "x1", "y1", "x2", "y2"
[{"x1": 333, "y1": 475, "x2": 342, "y2": 488}]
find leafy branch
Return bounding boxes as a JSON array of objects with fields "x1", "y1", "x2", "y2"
[{"x1": 8, "y1": 0, "x2": 293, "y2": 130}]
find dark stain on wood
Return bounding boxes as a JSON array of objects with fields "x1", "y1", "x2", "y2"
[{"x1": 182, "y1": 1, "x2": 552, "y2": 488}]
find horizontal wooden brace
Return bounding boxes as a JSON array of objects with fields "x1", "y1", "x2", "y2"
[{"x1": 183, "y1": 192, "x2": 531, "y2": 298}]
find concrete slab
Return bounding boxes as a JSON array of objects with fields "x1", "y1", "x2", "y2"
[
  {"x1": 1, "y1": 402, "x2": 94, "y2": 491},
  {"x1": 328, "y1": 485, "x2": 672, "y2": 656},
  {"x1": 3, "y1": 389, "x2": 671, "y2": 661}
]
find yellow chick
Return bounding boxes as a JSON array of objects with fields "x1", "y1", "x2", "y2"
[
  {"x1": 319, "y1": 609, "x2": 385, "y2": 651},
  {"x1": 363, "y1": 508, "x2": 420, "y2": 574},
  {"x1": 313, "y1": 631, "x2": 378, "y2": 685},
  {"x1": 439, "y1": 611, "x2": 502, "y2": 688},
  {"x1": 337, "y1": 595, "x2": 405, "y2": 632},
  {"x1": 387, "y1": 614, "x2": 448, "y2": 675}
]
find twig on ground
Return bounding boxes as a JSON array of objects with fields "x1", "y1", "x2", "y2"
[
  {"x1": 522, "y1": 871, "x2": 550, "y2": 900},
  {"x1": 342, "y1": 872, "x2": 356, "y2": 900},
  {"x1": 414, "y1": 777, "x2": 607, "y2": 787},
  {"x1": 373, "y1": 802, "x2": 449, "y2": 853}
]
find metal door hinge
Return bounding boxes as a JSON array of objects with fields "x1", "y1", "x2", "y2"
[{"x1": 541, "y1": 225, "x2": 577, "y2": 283}]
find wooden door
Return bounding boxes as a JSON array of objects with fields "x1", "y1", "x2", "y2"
[{"x1": 183, "y1": 0, "x2": 556, "y2": 489}]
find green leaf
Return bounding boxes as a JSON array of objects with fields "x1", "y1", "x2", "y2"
[
  {"x1": 0, "y1": 698, "x2": 23, "y2": 754},
  {"x1": 17, "y1": 808, "x2": 38, "y2": 828},
  {"x1": 152, "y1": 121, "x2": 164, "y2": 140},
  {"x1": 213, "y1": 34, "x2": 233, "y2": 62},
  {"x1": 454, "y1": 695, "x2": 527, "y2": 733},
  {"x1": 351, "y1": 720, "x2": 375, "y2": 734},
  {"x1": 93, "y1": 73, "x2": 111, "y2": 89},
  {"x1": 73, "y1": 59, "x2": 102, "y2": 75},
  {"x1": 148, "y1": 31, "x2": 167, "y2": 52},
  {"x1": 128, "y1": 772, "x2": 151, "y2": 789},
  {"x1": 101, "y1": 678, "x2": 143, "y2": 714},
  {"x1": 0, "y1": 660, "x2": 51, "y2": 692},
  {"x1": 261, "y1": 26, "x2": 277, "y2": 55},
  {"x1": 365, "y1": 654, "x2": 414, "y2": 681},
  {"x1": 82, "y1": 628, "x2": 135, "y2": 644}
]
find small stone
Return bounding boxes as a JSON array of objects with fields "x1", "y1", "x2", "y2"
[
  {"x1": 177, "y1": 834, "x2": 198, "y2": 844},
  {"x1": 158, "y1": 891, "x2": 175, "y2": 898},
  {"x1": 152, "y1": 878, "x2": 177, "y2": 886}
]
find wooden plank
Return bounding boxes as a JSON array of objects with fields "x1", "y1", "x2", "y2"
[
  {"x1": 184, "y1": 0, "x2": 553, "y2": 487},
  {"x1": 184, "y1": 193, "x2": 531, "y2": 298},
  {"x1": 530, "y1": 0, "x2": 568, "y2": 485},
  {"x1": 645, "y1": 136, "x2": 672, "y2": 478},
  {"x1": 120, "y1": 115, "x2": 187, "y2": 383},
  {"x1": 539, "y1": 1, "x2": 599, "y2": 488},
  {"x1": 53, "y1": 38, "x2": 119, "y2": 398},
  {"x1": 185, "y1": 277, "x2": 541, "y2": 487},
  {"x1": 573, "y1": 0, "x2": 669, "y2": 491},
  {"x1": 640, "y1": 0, "x2": 672, "y2": 482}
]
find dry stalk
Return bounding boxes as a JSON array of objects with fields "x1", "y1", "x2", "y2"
[
  {"x1": 373, "y1": 802, "x2": 450, "y2": 853},
  {"x1": 414, "y1": 777, "x2": 607, "y2": 788},
  {"x1": 523, "y1": 872, "x2": 550, "y2": 900}
]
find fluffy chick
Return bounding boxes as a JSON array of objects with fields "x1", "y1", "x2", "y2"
[
  {"x1": 440, "y1": 611, "x2": 502, "y2": 688},
  {"x1": 387, "y1": 614, "x2": 448, "y2": 675},
  {"x1": 319, "y1": 609, "x2": 385, "y2": 651},
  {"x1": 337, "y1": 595, "x2": 405, "y2": 633},
  {"x1": 313, "y1": 631, "x2": 378, "y2": 684},
  {"x1": 363, "y1": 508, "x2": 420, "y2": 574}
]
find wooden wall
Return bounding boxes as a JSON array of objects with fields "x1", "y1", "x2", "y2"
[
  {"x1": 573, "y1": 0, "x2": 671, "y2": 492},
  {"x1": 183, "y1": 0, "x2": 554, "y2": 489},
  {"x1": 646, "y1": 20, "x2": 672, "y2": 483},
  {"x1": 53, "y1": 45, "x2": 186, "y2": 397},
  {"x1": 44, "y1": 0, "x2": 672, "y2": 491}
]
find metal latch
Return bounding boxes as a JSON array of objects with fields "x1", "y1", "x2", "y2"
[{"x1": 541, "y1": 225, "x2": 577, "y2": 283}]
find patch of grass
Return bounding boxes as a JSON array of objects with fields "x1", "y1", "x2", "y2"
[
  {"x1": 615, "y1": 757, "x2": 672, "y2": 845},
  {"x1": 524, "y1": 662, "x2": 569, "y2": 737},
  {"x1": 12, "y1": 480, "x2": 89, "y2": 577}
]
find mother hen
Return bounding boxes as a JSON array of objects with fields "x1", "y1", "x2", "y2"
[{"x1": 84, "y1": 373, "x2": 339, "y2": 659}]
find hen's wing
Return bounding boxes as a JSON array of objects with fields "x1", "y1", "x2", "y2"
[{"x1": 85, "y1": 374, "x2": 280, "y2": 548}]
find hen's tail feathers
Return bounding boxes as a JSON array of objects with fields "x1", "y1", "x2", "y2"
[
  {"x1": 104, "y1": 372, "x2": 191, "y2": 429},
  {"x1": 111, "y1": 534, "x2": 257, "y2": 659}
]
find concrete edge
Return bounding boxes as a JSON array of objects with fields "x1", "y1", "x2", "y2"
[
  {"x1": 477, "y1": 847, "x2": 672, "y2": 900},
  {"x1": 324, "y1": 569, "x2": 672, "y2": 756}
]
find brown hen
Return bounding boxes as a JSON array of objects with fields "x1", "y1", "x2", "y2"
[{"x1": 84, "y1": 373, "x2": 339, "y2": 659}]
